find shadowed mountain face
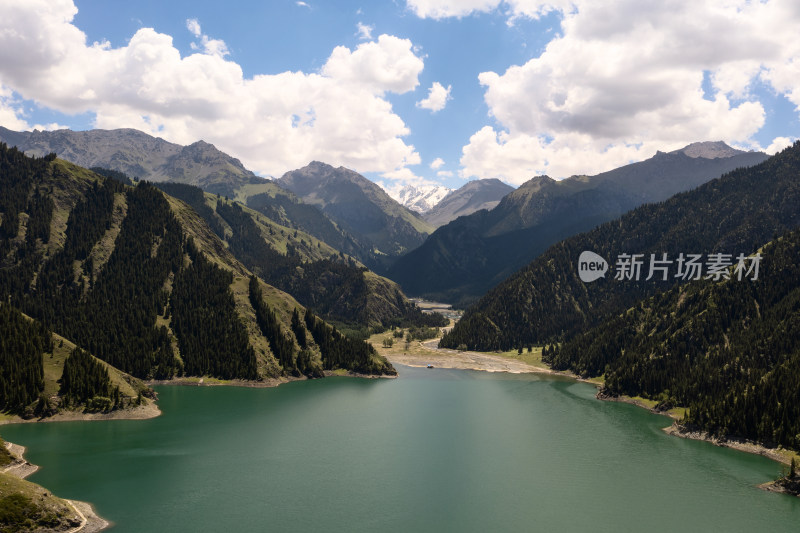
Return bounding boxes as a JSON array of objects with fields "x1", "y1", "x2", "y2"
[
  {"x1": 0, "y1": 144, "x2": 396, "y2": 383},
  {"x1": 388, "y1": 142, "x2": 768, "y2": 306},
  {"x1": 439, "y1": 141, "x2": 800, "y2": 352},
  {"x1": 423, "y1": 178, "x2": 515, "y2": 227},
  {"x1": 0, "y1": 127, "x2": 264, "y2": 197},
  {"x1": 277, "y1": 161, "x2": 434, "y2": 269}
]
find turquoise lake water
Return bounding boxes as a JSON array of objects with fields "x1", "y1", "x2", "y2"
[{"x1": 3, "y1": 366, "x2": 799, "y2": 532}]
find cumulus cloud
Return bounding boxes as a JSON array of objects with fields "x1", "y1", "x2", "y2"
[
  {"x1": 186, "y1": 18, "x2": 202, "y2": 38},
  {"x1": 186, "y1": 18, "x2": 229, "y2": 57},
  {"x1": 406, "y1": 0, "x2": 501, "y2": 19},
  {"x1": 356, "y1": 22, "x2": 373, "y2": 40},
  {"x1": 406, "y1": 0, "x2": 575, "y2": 21},
  {"x1": 0, "y1": 85, "x2": 64, "y2": 131},
  {"x1": 416, "y1": 82, "x2": 452, "y2": 112},
  {"x1": 437, "y1": 170, "x2": 453, "y2": 177},
  {"x1": 0, "y1": 85, "x2": 33, "y2": 131},
  {"x1": 766, "y1": 136, "x2": 795, "y2": 155},
  {"x1": 452, "y1": 0, "x2": 800, "y2": 184},
  {"x1": 430, "y1": 157, "x2": 445, "y2": 169},
  {"x1": 0, "y1": 0, "x2": 425, "y2": 177},
  {"x1": 322, "y1": 35, "x2": 423, "y2": 94}
]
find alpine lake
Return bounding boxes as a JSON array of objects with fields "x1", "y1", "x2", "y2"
[{"x1": 4, "y1": 365, "x2": 799, "y2": 532}]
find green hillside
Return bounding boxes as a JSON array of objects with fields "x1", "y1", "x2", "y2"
[
  {"x1": 441, "y1": 142, "x2": 800, "y2": 351},
  {"x1": 0, "y1": 143, "x2": 396, "y2": 418},
  {"x1": 547, "y1": 228, "x2": 800, "y2": 450},
  {"x1": 155, "y1": 181, "x2": 444, "y2": 330},
  {"x1": 390, "y1": 144, "x2": 767, "y2": 305}
]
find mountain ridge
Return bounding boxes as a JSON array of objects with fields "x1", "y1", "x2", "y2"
[
  {"x1": 389, "y1": 142, "x2": 768, "y2": 305},
  {"x1": 423, "y1": 178, "x2": 515, "y2": 227},
  {"x1": 0, "y1": 145, "x2": 396, "y2": 394},
  {"x1": 0, "y1": 126, "x2": 265, "y2": 197},
  {"x1": 278, "y1": 161, "x2": 434, "y2": 267},
  {"x1": 440, "y1": 141, "x2": 800, "y2": 351}
]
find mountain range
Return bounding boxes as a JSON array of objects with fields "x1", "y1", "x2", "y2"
[
  {"x1": 437, "y1": 141, "x2": 800, "y2": 453},
  {"x1": 423, "y1": 178, "x2": 515, "y2": 227},
  {"x1": 389, "y1": 142, "x2": 768, "y2": 306},
  {"x1": 0, "y1": 126, "x2": 263, "y2": 197},
  {"x1": 277, "y1": 161, "x2": 435, "y2": 264},
  {"x1": 393, "y1": 184, "x2": 451, "y2": 214},
  {"x1": 0, "y1": 144, "x2": 397, "y2": 397},
  {"x1": 440, "y1": 141, "x2": 800, "y2": 351},
  {"x1": 0, "y1": 127, "x2": 455, "y2": 273}
]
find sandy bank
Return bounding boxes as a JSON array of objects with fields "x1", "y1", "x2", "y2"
[
  {"x1": 0, "y1": 401, "x2": 161, "y2": 426},
  {"x1": 2, "y1": 440, "x2": 110, "y2": 531},
  {"x1": 385, "y1": 338, "x2": 552, "y2": 374},
  {"x1": 148, "y1": 370, "x2": 395, "y2": 389}
]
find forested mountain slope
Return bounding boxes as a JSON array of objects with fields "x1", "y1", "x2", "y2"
[
  {"x1": 155, "y1": 182, "x2": 444, "y2": 330},
  {"x1": 441, "y1": 142, "x2": 800, "y2": 351},
  {"x1": 0, "y1": 144, "x2": 395, "y2": 419},
  {"x1": 544, "y1": 227, "x2": 800, "y2": 449},
  {"x1": 390, "y1": 143, "x2": 767, "y2": 305}
]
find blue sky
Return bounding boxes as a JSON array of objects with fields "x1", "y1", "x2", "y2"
[{"x1": 1, "y1": 0, "x2": 799, "y2": 193}]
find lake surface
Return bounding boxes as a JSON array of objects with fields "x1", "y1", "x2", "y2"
[{"x1": 4, "y1": 366, "x2": 799, "y2": 532}]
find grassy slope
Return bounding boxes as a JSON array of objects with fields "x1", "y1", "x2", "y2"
[
  {"x1": 0, "y1": 471, "x2": 81, "y2": 530},
  {"x1": 207, "y1": 194, "x2": 343, "y2": 262},
  {"x1": 166, "y1": 194, "x2": 316, "y2": 378},
  {"x1": 41, "y1": 160, "x2": 102, "y2": 257},
  {"x1": 206, "y1": 191, "x2": 421, "y2": 329},
  {"x1": 231, "y1": 180, "x2": 286, "y2": 204}
]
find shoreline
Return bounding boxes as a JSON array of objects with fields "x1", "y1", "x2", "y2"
[
  {"x1": 2, "y1": 440, "x2": 110, "y2": 532},
  {"x1": 389, "y1": 334, "x2": 799, "y2": 494},
  {"x1": 146, "y1": 369, "x2": 396, "y2": 389},
  {"x1": 0, "y1": 401, "x2": 161, "y2": 426},
  {"x1": 384, "y1": 338, "x2": 555, "y2": 374}
]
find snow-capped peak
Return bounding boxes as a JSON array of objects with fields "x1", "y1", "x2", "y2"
[{"x1": 392, "y1": 184, "x2": 452, "y2": 213}]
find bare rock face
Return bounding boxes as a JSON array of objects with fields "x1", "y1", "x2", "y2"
[
  {"x1": 671, "y1": 140, "x2": 748, "y2": 159},
  {"x1": 423, "y1": 178, "x2": 515, "y2": 227},
  {"x1": 278, "y1": 161, "x2": 434, "y2": 259},
  {"x1": 0, "y1": 126, "x2": 263, "y2": 196}
]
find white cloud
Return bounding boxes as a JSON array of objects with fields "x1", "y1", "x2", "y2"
[
  {"x1": 437, "y1": 170, "x2": 453, "y2": 177},
  {"x1": 0, "y1": 85, "x2": 65, "y2": 131},
  {"x1": 186, "y1": 18, "x2": 229, "y2": 57},
  {"x1": 322, "y1": 34, "x2": 423, "y2": 94},
  {"x1": 296, "y1": 1, "x2": 310, "y2": 8},
  {"x1": 416, "y1": 82, "x2": 452, "y2": 112},
  {"x1": 356, "y1": 22, "x2": 373, "y2": 40},
  {"x1": 0, "y1": 1, "x2": 425, "y2": 178},
  {"x1": 406, "y1": 0, "x2": 574, "y2": 21},
  {"x1": 456, "y1": 0, "x2": 800, "y2": 183},
  {"x1": 0, "y1": 85, "x2": 33, "y2": 131},
  {"x1": 186, "y1": 18, "x2": 202, "y2": 38},
  {"x1": 430, "y1": 157, "x2": 445, "y2": 169},
  {"x1": 379, "y1": 167, "x2": 434, "y2": 195},
  {"x1": 765, "y1": 136, "x2": 795, "y2": 155},
  {"x1": 406, "y1": 0, "x2": 500, "y2": 19}
]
